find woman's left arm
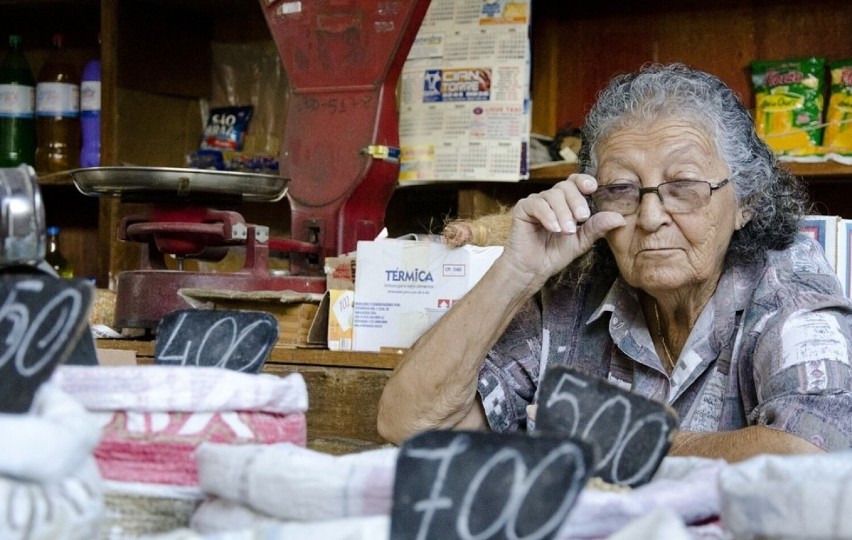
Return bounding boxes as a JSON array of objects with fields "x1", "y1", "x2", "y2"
[{"x1": 669, "y1": 426, "x2": 824, "y2": 462}]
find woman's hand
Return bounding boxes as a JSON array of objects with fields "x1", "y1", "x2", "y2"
[{"x1": 501, "y1": 174, "x2": 626, "y2": 282}]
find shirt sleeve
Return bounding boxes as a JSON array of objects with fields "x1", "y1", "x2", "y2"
[
  {"x1": 477, "y1": 296, "x2": 544, "y2": 433},
  {"x1": 749, "y1": 304, "x2": 852, "y2": 451}
]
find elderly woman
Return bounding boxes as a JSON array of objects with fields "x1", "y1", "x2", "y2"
[{"x1": 377, "y1": 63, "x2": 852, "y2": 461}]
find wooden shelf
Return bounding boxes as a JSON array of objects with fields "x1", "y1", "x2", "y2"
[
  {"x1": 529, "y1": 161, "x2": 852, "y2": 183},
  {"x1": 95, "y1": 339, "x2": 403, "y2": 370}
]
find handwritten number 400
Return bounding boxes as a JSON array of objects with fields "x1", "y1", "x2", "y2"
[{"x1": 157, "y1": 312, "x2": 275, "y2": 372}]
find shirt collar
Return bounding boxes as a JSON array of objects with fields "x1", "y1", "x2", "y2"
[{"x1": 587, "y1": 261, "x2": 755, "y2": 326}]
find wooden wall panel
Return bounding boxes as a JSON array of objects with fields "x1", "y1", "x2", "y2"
[{"x1": 531, "y1": 1, "x2": 852, "y2": 136}]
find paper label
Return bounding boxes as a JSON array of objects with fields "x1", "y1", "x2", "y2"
[
  {"x1": 0, "y1": 84, "x2": 34, "y2": 117},
  {"x1": 36, "y1": 82, "x2": 79, "y2": 117}
]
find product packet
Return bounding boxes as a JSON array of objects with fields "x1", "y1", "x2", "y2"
[
  {"x1": 824, "y1": 59, "x2": 852, "y2": 157},
  {"x1": 751, "y1": 57, "x2": 826, "y2": 157},
  {"x1": 186, "y1": 148, "x2": 279, "y2": 174},
  {"x1": 200, "y1": 105, "x2": 254, "y2": 151}
]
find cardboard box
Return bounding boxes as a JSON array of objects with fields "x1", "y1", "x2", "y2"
[
  {"x1": 178, "y1": 288, "x2": 324, "y2": 348},
  {"x1": 800, "y1": 215, "x2": 839, "y2": 271},
  {"x1": 352, "y1": 239, "x2": 503, "y2": 352},
  {"x1": 327, "y1": 289, "x2": 356, "y2": 351},
  {"x1": 798, "y1": 215, "x2": 852, "y2": 299},
  {"x1": 324, "y1": 256, "x2": 356, "y2": 351},
  {"x1": 836, "y1": 219, "x2": 852, "y2": 298}
]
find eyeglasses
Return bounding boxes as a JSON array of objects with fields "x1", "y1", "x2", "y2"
[{"x1": 590, "y1": 178, "x2": 731, "y2": 215}]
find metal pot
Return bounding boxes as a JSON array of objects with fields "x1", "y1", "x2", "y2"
[{"x1": 0, "y1": 164, "x2": 45, "y2": 268}]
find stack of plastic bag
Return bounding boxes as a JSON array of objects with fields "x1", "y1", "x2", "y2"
[
  {"x1": 191, "y1": 442, "x2": 398, "y2": 532},
  {"x1": 0, "y1": 381, "x2": 104, "y2": 539},
  {"x1": 51, "y1": 365, "x2": 308, "y2": 539},
  {"x1": 140, "y1": 444, "x2": 725, "y2": 540},
  {"x1": 720, "y1": 451, "x2": 852, "y2": 539}
]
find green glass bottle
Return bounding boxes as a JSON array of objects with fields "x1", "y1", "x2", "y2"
[
  {"x1": 0, "y1": 34, "x2": 36, "y2": 167},
  {"x1": 45, "y1": 225, "x2": 74, "y2": 278}
]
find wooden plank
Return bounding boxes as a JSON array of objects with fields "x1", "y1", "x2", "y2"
[
  {"x1": 262, "y1": 363, "x2": 392, "y2": 444},
  {"x1": 529, "y1": 161, "x2": 852, "y2": 182},
  {"x1": 115, "y1": 1, "x2": 212, "y2": 98},
  {"x1": 267, "y1": 348, "x2": 403, "y2": 370},
  {"x1": 96, "y1": 339, "x2": 155, "y2": 358},
  {"x1": 529, "y1": 15, "x2": 561, "y2": 135}
]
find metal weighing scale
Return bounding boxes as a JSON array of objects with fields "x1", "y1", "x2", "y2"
[{"x1": 70, "y1": 0, "x2": 432, "y2": 330}]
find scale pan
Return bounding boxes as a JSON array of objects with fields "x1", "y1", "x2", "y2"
[{"x1": 68, "y1": 166, "x2": 288, "y2": 202}]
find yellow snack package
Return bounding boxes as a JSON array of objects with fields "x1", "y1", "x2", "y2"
[
  {"x1": 824, "y1": 59, "x2": 852, "y2": 154},
  {"x1": 751, "y1": 57, "x2": 825, "y2": 156}
]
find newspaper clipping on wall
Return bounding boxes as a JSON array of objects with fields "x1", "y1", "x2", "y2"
[{"x1": 398, "y1": 0, "x2": 532, "y2": 183}]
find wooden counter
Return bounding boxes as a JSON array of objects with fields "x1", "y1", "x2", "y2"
[{"x1": 95, "y1": 340, "x2": 402, "y2": 453}]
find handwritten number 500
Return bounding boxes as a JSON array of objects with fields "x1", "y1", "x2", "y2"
[{"x1": 545, "y1": 372, "x2": 670, "y2": 486}]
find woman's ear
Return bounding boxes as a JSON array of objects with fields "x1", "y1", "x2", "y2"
[{"x1": 736, "y1": 208, "x2": 752, "y2": 230}]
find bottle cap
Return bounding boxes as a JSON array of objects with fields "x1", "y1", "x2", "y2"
[
  {"x1": 46, "y1": 225, "x2": 60, "y2": 235},
  {"x1": 8, "y1": 35, "x2": 21, "y2": 47}
]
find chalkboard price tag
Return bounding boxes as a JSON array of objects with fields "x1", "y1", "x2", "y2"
[
  {"x1": 391, "y1": 430, "x2": 594, "y2": 540},
  {"x1": 536, "y1": 365, "x2": 679, "y2": 487},
  {"x1": 0, "y1": 275, "x2": 93, "y2": 413},
  {"x1": 155, "y1": 309, "x2": 278, "y2": 373}
]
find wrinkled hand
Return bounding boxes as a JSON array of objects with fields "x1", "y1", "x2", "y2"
[{"x1": 502, "y1": 174, "x2": 626, "y2": 283}]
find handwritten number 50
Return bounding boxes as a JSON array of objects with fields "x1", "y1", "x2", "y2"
[{"x1": 0, "y1": 280, "x2": 82, "y2": 376}]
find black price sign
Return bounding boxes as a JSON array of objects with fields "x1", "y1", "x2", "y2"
[
  {"x1": 155, "y1": 309, "x2": 278, "y2": 373},
  {"x1": 536, "y1": 365, "x2": 679, "y2": 487},
  {"x1": 0, "y1": 275, "x2": 93, "y2": 413},
  {"x1": 391, "y1": 430, "x2": 594, "y2": 540}
]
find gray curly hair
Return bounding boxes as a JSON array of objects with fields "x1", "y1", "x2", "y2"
[{"x1": 578, "y1": 63, "x2": 808, "y2": 268}]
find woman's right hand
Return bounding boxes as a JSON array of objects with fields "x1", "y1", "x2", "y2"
[{"x1": 501, "y1": 174, "x2": 626, "y2": 284}]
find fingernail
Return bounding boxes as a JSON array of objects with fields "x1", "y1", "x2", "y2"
[
  {"x1": 564, "y1": 220, "x2": 576, "y2": 233},
  {"x1": 576, "y1": 208, "x2": 590, "y2": 220},
  {"x1": 583, "y1": 178, "x2": 596, "y2": 190},
  {"x1": 550, "y1": 220, "x2": 561, "y2": 232}
]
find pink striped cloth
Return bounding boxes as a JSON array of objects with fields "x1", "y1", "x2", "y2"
[{"x1": 52, "y1": 365, "x2": 308, "y2": 488}]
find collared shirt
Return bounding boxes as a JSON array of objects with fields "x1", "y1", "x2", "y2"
[{"x1": 477, "y1": 234, "x2": 852, "y2": 451}]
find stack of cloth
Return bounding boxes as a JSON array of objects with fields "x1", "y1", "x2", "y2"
[
  {"x1": 0, "y1": 381, "x2": 104, "y2": 539},
  {"x1": 51, "y1": 365, "x2": 308, "y2": 539}
]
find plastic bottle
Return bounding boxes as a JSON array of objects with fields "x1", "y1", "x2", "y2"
[
  {"x1": 0, "y1": 35, "x2": 36, "y2": 167},
  {"x1": 45, "y1": 225, "x2": 74, "y2": 278},
  {"x1": 79, "y1": 57, "x2": 100, "y2": 167},
  {"x1": 35, "y1": 33, "x2": 80, "y2": 174}
]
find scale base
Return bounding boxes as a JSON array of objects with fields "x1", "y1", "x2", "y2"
[{"x1": 114, "y1": 270, "x2": 326, "y2": 330}]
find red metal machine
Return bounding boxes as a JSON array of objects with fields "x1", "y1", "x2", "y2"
[
  {"x1": 72, "y1": 0, "x2": 431, "y2": 330},
  {"x1": 261, "y1": 0, "x2": 432, "y2": 274}
]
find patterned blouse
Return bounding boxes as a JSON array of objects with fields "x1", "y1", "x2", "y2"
[{"x1": 478, "y1": 234, "x2": 852, "y2": 451}]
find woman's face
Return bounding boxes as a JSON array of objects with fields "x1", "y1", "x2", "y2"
[{"x1": 596, "y1": 118, "x2": 742, "y2": 299}]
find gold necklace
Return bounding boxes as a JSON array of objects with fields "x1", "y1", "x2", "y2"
[{"x1": 653, "y1": 301, "x2": 676, "y2": 371}]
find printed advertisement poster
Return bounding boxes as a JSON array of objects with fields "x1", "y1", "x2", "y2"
[{"x1": 398, "y1": 0, "x2": 532, "y2": 182}]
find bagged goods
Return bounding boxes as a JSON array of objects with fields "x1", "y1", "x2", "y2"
[
  {"x1": 824, "y1": 59, "x2": 852, "y2": 155},
  {"x1": 752, "y1": 57, "x2": 825, "y2": 156},
  {"x1": 52, "y1": 365, "x2": 308, "y2": 538},
  {"x1": 0, "y1": 383, "x2": 103, "y2": 539}
]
